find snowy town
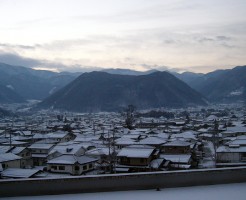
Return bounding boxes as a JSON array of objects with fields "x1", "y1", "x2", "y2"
[{"x1": 0, "y1": 103, "x2": 246, "y2": 179}]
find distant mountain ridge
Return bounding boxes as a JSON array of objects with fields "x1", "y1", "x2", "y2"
[
  {"x1": 38, "y1": 71, "x2": 207, "y2": 112},
  {"x1": 0, "y1": 62, "x2": 80, "y2": 103},
  {"x1": 171, "y1": 71, "x2": 204, "y2": 86},
  {"x1": 1, "y1": 62, "x2": 245, "y2": 105},
  {"x1": 0, "y1": 84, "x2": 24, "y2": 103},
  {"x1": 194, "y1": 66, "x2": 246, "y2": 102},
  {"x1": 176, "y1": 66, "x2": 246, "y2": 103}
]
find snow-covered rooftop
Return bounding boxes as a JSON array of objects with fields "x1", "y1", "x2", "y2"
[
  {"x1": 47, "y1": 155, "x2": 98, "y2": 165},
  {"x1": 1, "y1": 168, "x2": 41, "y2": 178},
  {"x1": 0, "y1": 153, "x2": 22, "y2": 162},
  {"x1": 117, "y1": 147, "x2": 154, "y2": 158}
]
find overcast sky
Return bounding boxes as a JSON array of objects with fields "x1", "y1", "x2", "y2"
[{"x1": 0, "y1": 0, "x2": 246, "y2": 73}]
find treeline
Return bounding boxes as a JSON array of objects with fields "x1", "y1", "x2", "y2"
[{"x1": 136, "y1": 110, "x2": 174, "y2": 119}]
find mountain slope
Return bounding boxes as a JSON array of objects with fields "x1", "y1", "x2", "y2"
[
  {"x1": 39, "y1": 71, "x2": 207, "y2": 112},
  {"x1": 171, "y1": 71, "x2": 204, "y2": 86},
  {"x1": 195, "y1": 66, "x2": 246, "y2": 102},
  {"x1": 172, "y1": 66, "x2": 246, "y2": 102},
  {"x1": 0, "y1": 84, "x2": 25, "y2": 103},
  {"x1": 0, "y1": 62, "x2": 79, "y2": 101}
]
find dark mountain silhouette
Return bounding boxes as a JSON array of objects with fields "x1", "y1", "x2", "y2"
[
  {"x1": 176, "y1": 66, "x2": 246, "y2": 102},
  {"x1": 171, "y1": 71, "x2": 204, "y2": 86},
  {"x1": 0, "y1": 62, "x2": 80, "y2": 102},
  {"x1": 0, "y1": 84, "x2": 25, "y2": 103},
  {"x1": 39, "y1": 71, "x2": 207, "y2": 112},
  {"x1": 193, "y1": 66, "x2": 246, "y2": 102},
  {"x1": 0, "y1": 107, "x2": 14, "y2": 117}
]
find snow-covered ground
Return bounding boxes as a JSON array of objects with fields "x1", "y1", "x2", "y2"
[{"x1": 4, "y1": 183, "x2": 246, "y2": 200}]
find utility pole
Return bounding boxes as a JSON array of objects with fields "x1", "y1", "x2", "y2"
[
  {"x1": 213, "y1": 119, "x2": 219, "y2": 162},
  {"x1": 107, "y1": 130, "x2": 111, "y2": 173},
  {"x1": 112, "y1": 125, "x2": 116, "y2": 174},
  {"x1": 10, "y1": 118, "x2": 14, "y2": 148}
]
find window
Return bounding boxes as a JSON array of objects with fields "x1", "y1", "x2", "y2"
[
  {"x1": 2, "y1": 163, "x2": 6, "y2": 169},
  {"x1": 122, "y1": 157, "x2": 128, "y2": 161},
  {"x1": 83, "y1": 165, "x2": 87, "y2": 170},
  {"x1": 51, "y1": 166, "x2": 57, "y2": 170},
  {"x1": 75, "y1": 166, "x2": 80, "y2": 171},
  {"x1": 89, "y1": 164, "x2": 93, "y2": 169},
  {"x1": 140, "y1": 158, "x2": 145, "y2": 163},
  {"x1": 59, "y1": 166, "x2": 65, "y2": 170},
  {"x1": 241, "y1": 153, "x2": 246, "y2": 161}
]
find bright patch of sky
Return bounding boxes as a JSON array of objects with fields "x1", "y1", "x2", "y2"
[{"x1": 0, "y1": 0, "x2": 246, "y2": 72}]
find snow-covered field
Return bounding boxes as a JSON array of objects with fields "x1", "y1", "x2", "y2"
[{"x1": 4, "y1": 182, "x2": 246, "y2": 200}]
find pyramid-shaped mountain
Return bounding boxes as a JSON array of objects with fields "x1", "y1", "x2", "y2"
[{"x1": 39, "y1": 71, "x2": 207, "y2": 112}]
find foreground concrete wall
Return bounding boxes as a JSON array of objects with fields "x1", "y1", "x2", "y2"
[{"x1": 1, "y1": 167, "x2": 246, "y2": 197}]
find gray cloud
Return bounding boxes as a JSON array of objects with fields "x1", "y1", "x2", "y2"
[
  {"x1": 197, "y1": 37, "x2": 215, "y2": 43},
  {"x1": 216, "y1": 36, "x2": 232, "y2": 41},
  {"x1": 197, "y1": 35, "x2": 233, "y2": 43},
  {"x1": 193, "y1": 35, "x2": 237, "y2": 49},
  {"x1": 0, "y1": 52, "x2": 104, "y2": 73},
  {"x1": 0, "y1": 52, "x2": 42, "y2": 67},
  {"x1": 0, "y1": 43, "x2": 37, "y2": 50},
  {"x1": 139, "y1": 64, "x2": 183, "y2": 72}
]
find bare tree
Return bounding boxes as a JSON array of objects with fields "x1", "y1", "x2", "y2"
[{"x1": 125, "y1": 105, "x2": 136, "y2": 130}]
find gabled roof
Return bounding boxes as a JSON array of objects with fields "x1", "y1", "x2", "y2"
[
  {"x1": 115, "y1": 138, "x2": 136, "y2": 145},
  {"x1": 50, "y1": 143, "x2": 84, "y2": 155},
  {"x1": 1, "y1": 168, "x2": 41, "y2": 178},
  {"x1": 29, "y1": 143, "x2": 54, "y2": 150},
  {"x1": 226, "y1": 126, "x2": 246, "y2": 133},
  {"x1": 217, "y1": 145, "x2": 246, "y2": 153},
  {"x1": 227, "y1": 138, "x2": 246, "y2": 146},
  {"x1": 117, "y1": 147, "x2": 154, "y2": 158},
  {"x1": 9, "y1": 147, "x2": 26, "y2": 154},
  {"x1": 138, "y1": 137, "x2": 166, "y2": 145},
  {"x1": 0, "y1": 153, "x2": 22, "y2": 162},
  {"x1": 47, "y1": 131, "x2": 70, "y2": 139},
  {"x1": 171, "y1": 131, "x2": 198, "y2": 140},
  {"x1": 162, "y1": 140, "x2": 191, "y2": 147},
  {"x1": 85, "y1": 147, "x2": 111, "y2": 156},
  {"x1": 156, "y1": 133, "x2": 170, "y2": 139},
  {"x1": 0, "y1": 146, "x2": 13, "y2": 154},
  {"x1": 2, "y1": 141, "x2": 27, "y2": 145},
  {"x1": 47, "y1": 155, "x2": 98, "y2": 165},
  {"x1": 74, "y1": 135, "x2": 100, "y2": 142}
]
